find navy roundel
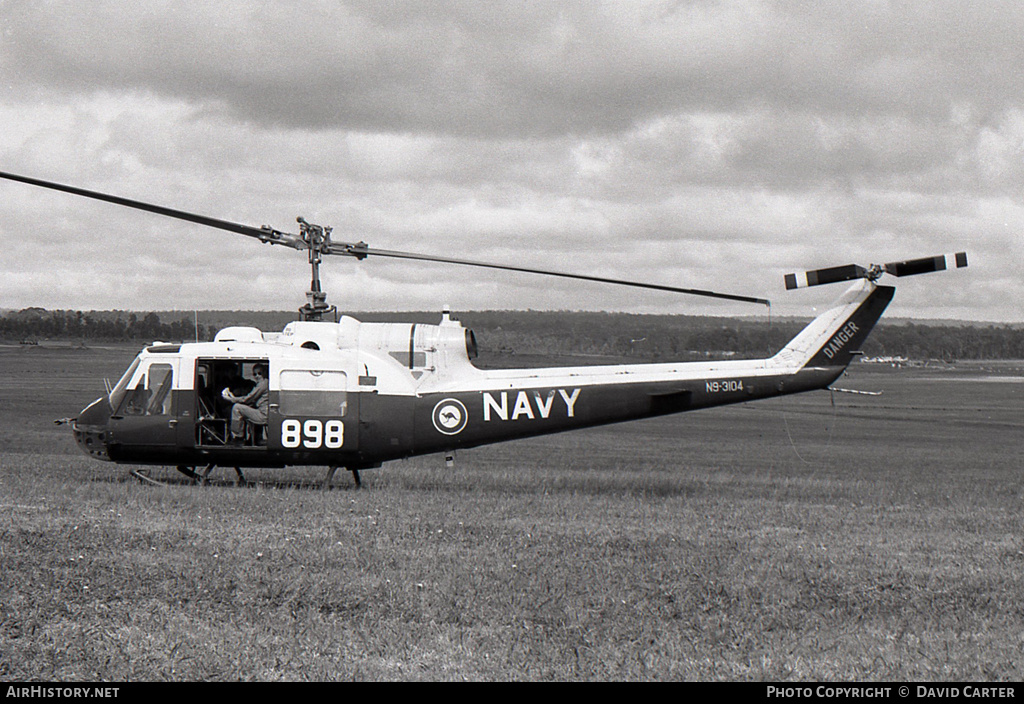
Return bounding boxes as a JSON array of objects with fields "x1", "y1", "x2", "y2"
[{"x1": 432, "y1": 398, "x2": 468, "y2": 435}]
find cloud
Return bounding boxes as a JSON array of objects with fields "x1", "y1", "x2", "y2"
[
  {"x1": 0, "y1": 2, "x2": 1020, "y2": 321},
  {"x1": 9, "y1": 2, "x2": 1023, "y2": 135}
]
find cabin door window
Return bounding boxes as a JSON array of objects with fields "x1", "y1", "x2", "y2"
[
  {"x1": 269, "y1": 369, "x2": 355, "y2": 451},
  {"x1": 278, "y1": 370, "x2": 348, "y2": 417}
]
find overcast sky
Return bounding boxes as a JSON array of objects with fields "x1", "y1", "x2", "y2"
[{"x1": 1, "y1": 1, "x2": 1021, "y2": 322}]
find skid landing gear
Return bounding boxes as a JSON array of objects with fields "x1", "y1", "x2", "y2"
[
  {"x1": 175, "y1": 463, "x2": 246, "y2": 486},
  {"x1": 323, "y1": 466, "x2": 361, "y2": 490},
  {"x1": 137, "y1": 465, "x2": 367, "y2": 490},
  {"x1": 129, "y1": 468, "x2": 165, "y2": 486},
  {"x1": 176, "y1": 465, "x2": 200, "y2": 480}
]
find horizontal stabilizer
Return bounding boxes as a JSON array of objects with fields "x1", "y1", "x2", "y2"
[{"x1": 828, "y1": 386, "x2": 883, "y2": 396}]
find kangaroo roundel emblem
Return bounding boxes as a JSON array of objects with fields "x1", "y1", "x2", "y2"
[{"x1": 432, "y1": 398, "x2": 468, "y2": 435}]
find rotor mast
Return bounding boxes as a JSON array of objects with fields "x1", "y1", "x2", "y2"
[{"x1": 297, "y1": 217, "x2": 337, "y2": 321}]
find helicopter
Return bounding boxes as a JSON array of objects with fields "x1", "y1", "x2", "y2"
[{"x1": 0, "y1": 170, "x2": 967, "y2": 488}]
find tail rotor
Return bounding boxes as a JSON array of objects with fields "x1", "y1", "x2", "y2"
[{"x1": 785, "y1": 252, "x2": 967, "y2": 290}]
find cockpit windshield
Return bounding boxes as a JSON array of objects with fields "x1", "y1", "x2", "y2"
[{"x1": 108, "y1": 356, "x2": 142, "y2": 411}]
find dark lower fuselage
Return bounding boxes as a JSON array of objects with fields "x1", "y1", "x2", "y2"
[{"x1": 79, "y1": 365, "x2": 843, "y2": 469}]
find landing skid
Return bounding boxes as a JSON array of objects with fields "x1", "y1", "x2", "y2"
[
  {"x1": 322, "y1": 466, "x2": 361, "y2": 490},
  {"x1": 133, "y1": 465, "x2": 361, "y2": 489},
  {"x1": 195, "y1": 463, "x2": 246, "y2": 486},
  {"x1": 176, "y1": 465, "x2": 200, "y2": 480},
  {"x1": 129, "y1": 469, "x2": 166, "y2": 486},
  {"x1": 130, "y1": 464, "x2": 247, "y2": 486}
]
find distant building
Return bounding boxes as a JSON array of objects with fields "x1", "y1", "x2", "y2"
[{"x1": 861, "y1": 355, "x2": 910, "y2": 367}]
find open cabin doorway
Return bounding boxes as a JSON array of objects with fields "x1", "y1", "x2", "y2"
[{"x1": 194, "y1": 358, "x2": 270, "y2": 448}]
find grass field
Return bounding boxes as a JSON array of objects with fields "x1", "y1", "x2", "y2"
[{"x1": 0, "y1": 343, "x2": 1022, "y2": 681}]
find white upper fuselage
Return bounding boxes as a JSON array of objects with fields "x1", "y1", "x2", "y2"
[{"x1": 144, "y1": 279, "x2": 877, "y2": 399}]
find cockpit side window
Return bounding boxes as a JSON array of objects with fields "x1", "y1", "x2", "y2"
[
  {"x1": 115, "y1": 362, "x2": 174, "y2": 416},
  {"x1": 147, "y1": 364, "x2": 174, "y2": 415},
  {"x1": 108, "y1": 357, "x2": 141, "y2": 411}
]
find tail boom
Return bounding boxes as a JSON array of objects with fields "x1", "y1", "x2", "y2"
[{"x1": 386, "y1": 279, "x2": 899, "y2": 458}]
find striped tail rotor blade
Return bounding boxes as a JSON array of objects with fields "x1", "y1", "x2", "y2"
[
  {"x1": 882, "y1": 252, "x2": 968, "y2": 277},
  {"x1": 784, "y1": 264, "x2": 867, "y2": 290}
]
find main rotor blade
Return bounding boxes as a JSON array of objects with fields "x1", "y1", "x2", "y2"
[
  {"x1": 0, "y1": 170, "x2": 301, "y2": 248},
  {"x1": 883, "y1": 252, "x2": 967, "y2": 277},
  {"x1": 330, "y1": 243, "x2": 771, "y2": 306},
  {"x1": 1, "y1": 169, "x2": 770, "y2": 305}
]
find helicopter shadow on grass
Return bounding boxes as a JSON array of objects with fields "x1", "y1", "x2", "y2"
[{"x1": 108, "y1": 453, "x2": 712, "y2": 499}]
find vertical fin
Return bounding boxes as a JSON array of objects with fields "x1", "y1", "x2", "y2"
[{"x1": 769, "y1": 281, "x2": 894, "y2": 370}]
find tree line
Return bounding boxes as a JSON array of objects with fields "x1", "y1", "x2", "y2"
[
  {"x1": 0, "y1": 308, "x2": 211, "y2": 344},
  {"x1": 454, "y1": 310, "x2": 1024, "y2": 362},
  {"x1": 2, "y1": 307, "x2": 1022, "y2": 360}
]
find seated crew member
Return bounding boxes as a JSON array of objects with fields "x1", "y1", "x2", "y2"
[
  {"x1": 223, "y1": 363, "x2": 269, "y2": 444},
  {"x1": 216, "y1": 362, "x2": 254, "y2": 418}
]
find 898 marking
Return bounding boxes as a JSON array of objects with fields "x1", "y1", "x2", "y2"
[{"x1": 281, "y1": 419, "x2": 344, "y2": 449}]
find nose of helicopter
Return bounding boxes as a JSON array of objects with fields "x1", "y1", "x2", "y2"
[{"x1": 72, "y1": 397, "x2": 112, "y2": 461}]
